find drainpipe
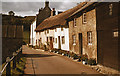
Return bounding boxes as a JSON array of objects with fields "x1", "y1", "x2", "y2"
[{"x1": 32, "y1": 24, "x2": 33, "y2": 47}]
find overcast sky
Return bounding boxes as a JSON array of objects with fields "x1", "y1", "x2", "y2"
[{"x1": 2, "y1": 1, "x2": 82, "y2": 17}]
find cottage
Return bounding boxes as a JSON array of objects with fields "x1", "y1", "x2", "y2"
[
  {"x1": 29, "y1": 1, "x2": 51, "y2": 47},
  {"x1": 67, "y1": 2, "x2": 119, "y2": 71},
  {"x1": 36, "y1": 1, "x2": 51, "y2": 26},
  {"x1": 35, "y1": 2, "x2": 87, "y2": 50},
  {"x1": 29, "y1": 17, "x2": 36, "y2": 47}
]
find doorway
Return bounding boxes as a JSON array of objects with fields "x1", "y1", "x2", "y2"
[
  {"x1": 58, "y1": 36, "x2": 61, "y2": 49},
  {"x1": 79, "y1": 33, "x2": 82, "y2": 55},
  {"x1": 50, "y1": 37, "x2": 53, "y2": 50}
]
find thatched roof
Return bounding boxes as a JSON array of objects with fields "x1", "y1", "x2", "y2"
[{"x1": 35, "y1": 2, "x2": 87, "y2": 31}]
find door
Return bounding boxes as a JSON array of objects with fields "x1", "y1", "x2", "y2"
[
  {"x1": 50, "y1": 37, "x2": 53, "y2": 50},
  {"x1": 79, "y1": 33, "x2": 82, "y2": 55},
  {"x1": 97, "y1": 30, "x2": 103, "y2": 65},
  {"x1": 58, "y1": 36, "x2": 61, "y2": 49}
]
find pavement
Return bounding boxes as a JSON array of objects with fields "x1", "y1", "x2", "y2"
[{"x1": 22, "y1": 45, "x2": 104, "y2": 76}]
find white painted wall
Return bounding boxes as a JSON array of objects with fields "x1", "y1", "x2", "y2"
[
  {"x1": 54, "y1": 27, "x2": 69, "y2": 51},
  {"x1": 36, "y1": 29, "x2": 54, "y2": 46},
  {"x1": 30, "y1": 19, "x2": 36, "y2": 46},
  {"x1": 35, "y1": 27, "x2": 69, "y2": 51}
]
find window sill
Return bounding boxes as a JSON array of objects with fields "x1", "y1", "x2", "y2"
[
  {"x1": 73, "y1": 43, "x2": 76, "y2": 46},
  {"x1": 88, "y1": 43, "x2": 92, "y2": 45}
]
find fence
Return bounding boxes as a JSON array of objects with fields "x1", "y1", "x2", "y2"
[
  {"x1": 2, "y1": 25, "x2": 23, "y2": 63},
  {"x1": 0, "y1": 47, "x2": 23, "y2": 76}
]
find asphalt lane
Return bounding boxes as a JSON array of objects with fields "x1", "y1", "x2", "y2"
[{"x1": 22, "y1": 45, "x2": 103, "y2": 75}]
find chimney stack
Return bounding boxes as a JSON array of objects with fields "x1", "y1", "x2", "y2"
[
  {"x1": 45, "y1": 1, "x2": 49, "y2": 7},
  {"x1": 51, "y1": 8, "x2": 56, "y2": 16}
]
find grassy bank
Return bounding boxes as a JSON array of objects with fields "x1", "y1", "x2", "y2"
[{"x1": 2, "y1": 57, "x2": 26, "y2": 75}]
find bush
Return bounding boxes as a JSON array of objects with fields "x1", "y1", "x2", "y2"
[
  {"x1": 72, "y1": 54, "x2": 79, "y2": 60},
  {"x1": 77, "y1": 56, "x2": 82, "y2": 62},
  {"x1": 81, "y1": 54, "x2": 88, "y2": 61},
  {"x1": 88, "y1": 58, "x2": 96, "y2": 65}
]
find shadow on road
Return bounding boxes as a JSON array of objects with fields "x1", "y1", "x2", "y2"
[{"x1": 23, "y1": 54, "x2": 57, "y2": 58}]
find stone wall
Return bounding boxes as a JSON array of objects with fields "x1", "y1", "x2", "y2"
[{"x1": 69, "y1": 9, "x2": 97, "y2": 59}]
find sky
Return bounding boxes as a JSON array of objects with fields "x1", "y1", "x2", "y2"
[
  {"x1": 1, "y1": 0, "x2": 83, "y2": 17},
  {"x1": 1, "y1": 0, "x2": 119, "y2": 17}
]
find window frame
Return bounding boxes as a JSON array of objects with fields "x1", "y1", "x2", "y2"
[
  {"x1": 83, "y1": 13, "x2": 87, "y2": 24},
  {"x1": 47, "y1": 30, "x2": 49, "y2": 33},
  {"x1": 61, "y1": 27, "x2": 63, "y2": 31},
  {"x1": 73, "y1": 18, "x2": 77, "y2": 27},
  {"x1": 62, "y1": 36, "x2": 65, "y2": 44},
  {"x1": 87, "y1": 31, "x2": 92, "y2": 45},
  {"x1": 72, "y1": 35, "x2": 76, "y2": 45},
  {"x1": 55, "y1": 38, "x2": 57, "y2": 43}
]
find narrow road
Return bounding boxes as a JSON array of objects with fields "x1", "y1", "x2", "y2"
[{"x1": 22, "y1": 45, "x2": 102, "y2": 75}]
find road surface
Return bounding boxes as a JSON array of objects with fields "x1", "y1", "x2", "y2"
[{"x1": 22, "y1": 45, "x2": 103, "y2": 76}]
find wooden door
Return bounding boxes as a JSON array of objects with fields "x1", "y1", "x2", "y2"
[
  {"x1": 79, "y1": 33, "x2": 82, "y2": 55},
  {"x1": 58, "y1": 36, "x2": 61, "y2": 49},
  {"x1": 50, "y1": 37, "x2": 53, "y2": 49}
]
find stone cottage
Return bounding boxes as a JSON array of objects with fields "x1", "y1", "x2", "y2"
[{"x1": 66, "y1": 2, "x2": 120, "y2": 71}]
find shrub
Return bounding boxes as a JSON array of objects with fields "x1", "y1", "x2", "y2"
[
  {"x1": 81, "y1": 54, "x2": 88, "y2": 61},
  {"x1": 72, "y1": 54, "x2": 79, "y2": 60},
  {"x1": 88, "y1": 58, "x2": 96, "y2": 65}
]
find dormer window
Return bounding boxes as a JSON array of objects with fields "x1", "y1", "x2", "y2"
[
  {"x1": 83, "y1": 13, "x2": 87, "y2": 24},
  {"x1": 73, "y1": 18, "x2": 76, "y2": 27}
]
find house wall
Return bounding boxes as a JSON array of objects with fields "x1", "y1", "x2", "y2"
[
  {"x1": 36, "y1": 6, "x2": 51, "y2": 26},
  {"x1": 96, "y1": 2, "x2": 119, "y2": 71},
  {"x1": 69, "y1": 9, "x2": 97, "y2": 59},
  {"x1": 36, "y1": 29, "x2": 54, "y2": 47},
  {"x1": 54, "y1": 27, "x2": 69, "y2": 51},
  {"x1": 30, "y1": 19, "x2": 36, "y2": 46}
]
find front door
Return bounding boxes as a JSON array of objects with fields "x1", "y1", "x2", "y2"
[
  {"x1": 58, "y1": 36, "x2": 61, "y2": 49},
  {"x1": 79, "y1": 33, "x2": 82, "y2": 55},
  {"x1": 50, "y1": 37, "x2": 53, "y2": 50}
]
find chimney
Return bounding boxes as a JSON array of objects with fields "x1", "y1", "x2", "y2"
[
  {"x1": 58, "y1": 11, "x2": 63, "y2": 14},
  {"x1": 45, "y1": 1, "x2": 49, "y2": 7},
  {"x1": 51, "y1": 8, "x2": 56, "y2": 16},
  {"x1": 39, "y1": 9, "x2": 41, "y2": 13}
]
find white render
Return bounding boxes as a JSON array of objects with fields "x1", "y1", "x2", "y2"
[
  {"x1": 36, "y1": 27, "x2": 69, "y2": 51},
  {"x1": 30, "y1": 18, "x2": 36, "y2": 46},
  {"x1": 36, "y1": 29, "x2": 54, "y2": 46},
  {"x1": 54, "y1": 27, "x2": 69, "y2": 51}
]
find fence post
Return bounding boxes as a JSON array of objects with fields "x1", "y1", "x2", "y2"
[
  {"x1": 13, "y1": 52, "x2": 17, "y2": 69},
  {"x1": 16, "y1": 50, "x2": 19, "y2": 64},
  {"x1": 20, "y1": 47, "x2": 22, "y2": 57},
  {"x1": 6, "y1": 57, "x2": 11, "y2": 76}
]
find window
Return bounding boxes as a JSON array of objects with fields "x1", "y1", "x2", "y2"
[
  {"x1": 72, "y1": 35, "x2": 76, "y2": 45},
  {"x1": 47, "y1": 30, "x2": 49, "y2": 33},
  {"x1": 53, "y1": 38, "x2": 54, "y2": 42},
  {"x1": 62, "y1": 36, "x2": 65, "y2": 44},
  {"x1": 61, "y1": 27, "x2": 63, "y2": 31},
  {"x1": 109, "y1": 4, "x2": 113, "y2": 15},
  {"x1": 55, "y1": 28, "x2": 57, "y2": 32},
  {"x1": 113, "y1": 31, "x2": 118, "y2": 37},
  {"x1": 55, "y1": 38, "x2": 57, "y2": 43},
  {"x1": 87, "y1": 31, "x2": 92, "y2": 45},
  {"x1": 36, "y1": 39, "x2": 37, "y2": 45},
  {"x1": 44, "y1": 30, "x2": 46, "y2": 34},
  {"x1": 83, "y1": 13, "x2": 87, "y2": 23},
  {"x1": 73, "y1": 18, "x2": 76, "y2": 27},
  {"x1": 14, "y1": 26, "x2": 16, "y2": 37},
  {"x1": 47, "y1": 37, "x2": 48, "y2": 42}
]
